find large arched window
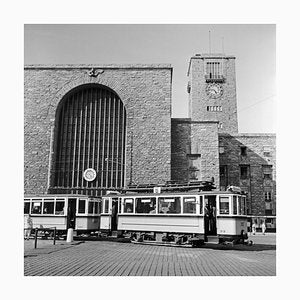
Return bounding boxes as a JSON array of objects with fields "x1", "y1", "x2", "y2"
[{"x1": 51, "y1": 84, "x2": 126, "y2": 196}]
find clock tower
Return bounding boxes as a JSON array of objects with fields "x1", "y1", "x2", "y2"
[{"x1": 187, "y1": 53, "x2": 238, "y2": 134}]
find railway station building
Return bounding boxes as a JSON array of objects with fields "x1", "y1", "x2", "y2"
[{"x1": 24, "y1": 53, "x2": 276, "y2": 229}]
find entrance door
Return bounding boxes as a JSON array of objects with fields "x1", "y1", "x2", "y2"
[
  {"x1": 204, "y1": 195, "x2": 217, "y2": 236},
  {"x1": 111, "y1": 198, "x2": 118, "y2": 231},
  {"x1": 67, "y1": 198, "x2": 77, "y2": 229}
]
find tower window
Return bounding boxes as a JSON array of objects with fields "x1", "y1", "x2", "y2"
[
  {"x1": 205, "y1": 61, "x2": 224, "y2": 82},
  {"x1": 207, "y1": 106, "x2": 222, "y2": 112}
]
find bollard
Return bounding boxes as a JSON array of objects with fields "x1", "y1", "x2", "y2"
[
  {"x1": 34, "y1": 228, "x2": 38, "y2": 249},
  {"x1": 66, "y1": 228, "x2": 73, "y2": 243},
  {"x1": 53, "y1": 228, "x2": 56, "y2": 245}
]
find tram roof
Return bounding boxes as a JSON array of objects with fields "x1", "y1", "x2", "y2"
[
  {"x1": 116, "y1": 190, "x2": 243, "y2": 197},
  {"x1": 24, "y1": 194, "x2": 101, "y2": 199}
]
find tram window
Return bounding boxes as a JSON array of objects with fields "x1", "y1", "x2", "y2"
[
  {"x1": 88, "y1": 201, "x2": 94, "y2": 214},
  {"x1": 135, "y1": 197, "x2": 156, "y2": 214},
  {"x1": 24, "y1": 202, "x2": 30, "y2": 214},
  {"x1": 31, "y1": 200, "x2": 42, "y2": 214},
  {"x1": 183, "y1": 197, "x2": 196, "y2": 214},
  {"x1": 104, "y1": 199, "x2": 109, "y2": 214},
  {"x1": 43, "y1": 200, "x2": 54, "y2": 214},
  {"x1": 118, "y1": 200, "x2": 122, "y2": 214},
  {"x1": 238, "y1": 196, "x2": 246, "y2": 215},
  {"x1": 55, "y1": 200, "x2": 65, "y2": 215},
  {"x1": 219, "y1": 197, "x2": 230, "y2": 214},
  {"x1": 158, "y1": 197, "x2": 181, "y2": 214},
  {"x1": 242, "y1": 197, "x2": 246, "y2": 215},
  {"x1": 233, "y1": 196, "x2": 237, "y2": 215},
  {"x1": 78, "y1": 199, "x2": 86, "y2": 214},
  {"x1": 124, "y1": 198, "x2": 134, "y2": 213},
  {"x1": 95, "y1": 202, "x2": 99, "y2": 214}
]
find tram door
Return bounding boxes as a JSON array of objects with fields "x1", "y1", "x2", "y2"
[
  {"x1": 204, "y1": 196, "x2": 217, "y2": 236},
  {"x1": 67, "y1": 198, "x2": 77, "y2": 229},
  {"x1": 111, "y1": 198, "x2": 118, "y2": 231}
]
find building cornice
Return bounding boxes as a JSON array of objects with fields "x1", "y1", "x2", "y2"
[{"x1": 24, "y1": 64, "x2": 172, "y2": 70}]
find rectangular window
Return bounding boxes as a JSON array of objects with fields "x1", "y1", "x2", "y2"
[
  {"x1": 55, "y1": 200, "x2": 65, "y2": 215},
  {"x1": 240, "y1": 146, "x2": 247, "y2": 156},
  {"x1": 206, "y1": 61, "x2": 223, "y2": 80},
  {"x1": 220, "y1": 165, "x2": 227, "y2": 177},
  {"x1": 104, "y1": 199, "x2": 109, "y2": 214},
  {"x1": 88, "y1": 201, "x2": 94, "y2": 214},
  {"x1": 43, "y1": 200, "x2": 54, "y2": 214},
  {"x1": 78, "y1": 199, "x2": 86, "y2": 214},
  {"x1": 265, "y1": 191, "x2": 272, "y2": 202},
  {"x1": 124, "y1": 198, "x2": 134, "y2": 213},
  {"x1": 240, "y1": 165, "x2": 249, "y2": 179},
  {"x1": 238, "y1": 196, "x2": 246, "y2": 215},
  {"x1": 233, "y1": 195, "x2": 237, "y2": 215},
  {"x1": 135, "y1": 197, "x2": 156, "y2": 214},
  {"x1": 183, "y1": 197, "x2": 196, "y2": 214},
  {"x1": 263, "y1": 165, "x2": 273, "y2": 180},
  {"x1": 207, "y1": 106, "x2": 222, "y2": 112},
  {"x1": 94, "y1": 202, "x2": 99, "y2": 214},
  {"x1": 265, "y1": 209, "x2": 273, "y2": 216},
  {"x1": 158, "y1": 197, "x2": 181, "y2": 214},
  {"x1": 263, "y1": 146, "x2": 272, "y2": 157},
  {"x1": 219, "y1": 197, "x2": 230, "y2": 214},
  {"x1": 24, "y1": 201, "x2": 30, "y2": 214},
  {"x1": 31, "y1": 200, "x2": 42, "y2": 214}
]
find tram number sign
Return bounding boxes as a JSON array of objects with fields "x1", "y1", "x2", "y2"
[
  {"x1": 153, "y1": 187, "x2": 161, "y2": 193},
  {"x1": 83, "y1": 168, "x2": 97, "y2": 182}
]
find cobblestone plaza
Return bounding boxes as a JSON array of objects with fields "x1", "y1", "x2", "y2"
[{"x1": 24, "y1": 234, "x2": 275, "y2": 276}]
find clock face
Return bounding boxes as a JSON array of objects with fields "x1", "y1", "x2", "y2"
[
  {"x1": 83, "y1": 168, "x2": 97, "y2": 182},
  {"x1": 206, "y1": 83, "x2": 223, "y2": 98}
]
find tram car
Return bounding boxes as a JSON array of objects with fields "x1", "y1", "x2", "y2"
[
  {"x1": 100, "y1": 189, "x2": 248, "y2": 246},
  {"x1": 24, "y1": 194, "x2": 101, "y2": 235}
]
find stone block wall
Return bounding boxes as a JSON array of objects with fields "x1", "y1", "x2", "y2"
[
  {"x1": 219, "y1": 133, "x2": 276, "y2": 216},
  {"x1": 171, "y1": 119, "x2": 219, "y2": 188},
  {"x1": 24, "y1": 64, "x2": 172, "y2": 195},
  {"x1": 171, "y1": 119, "x2": 191, "y2": 182},
  {"x1": 187, "y1": 54, "x2": 238, "y2": 134}
]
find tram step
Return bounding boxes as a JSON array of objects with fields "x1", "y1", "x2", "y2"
[{"x1": 206, "y1": 235, "x2": 219, "y2": 244}]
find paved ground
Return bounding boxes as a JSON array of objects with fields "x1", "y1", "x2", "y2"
[{"x1": 24, "y1": 233, "x2": 276, "y2": 276}]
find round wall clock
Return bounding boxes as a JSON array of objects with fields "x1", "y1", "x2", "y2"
[
  {"x1": 83, "y1": 168, "x2": 97, "y2": 182},
  {"x1": 206, "y1": 83, "x2": 223, "y2": 98}
]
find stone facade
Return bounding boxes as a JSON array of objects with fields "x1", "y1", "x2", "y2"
[
  {"x1": 171, "y1": 119, "x2": 219, "y2": 187},
  {"x1": 219, "y1": 133, "x2": 276, "y2": 216},
  {"x1": 24, "y1": 65, "x2": 172, "y2": 195},
  {"x1": 172, "y1": 53, "x2": 276, "y2": 219},
  {"x1": 24, "y1": 54, "x2": 276, "y2": 221},
  {"x1": 187, "y1": 54, "x2": 238, "y2": 134}
]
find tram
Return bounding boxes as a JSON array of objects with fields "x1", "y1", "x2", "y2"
[
  {"x1": 24, "y1": 194, "x2": 101, "y2": 235},
  {"x1": 100, "y1": 189, "x2": 248, "y2": 246}
]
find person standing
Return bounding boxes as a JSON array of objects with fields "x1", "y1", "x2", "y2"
[{"x1": 24, "y1": 214, "x2": 33, "y2": 240}]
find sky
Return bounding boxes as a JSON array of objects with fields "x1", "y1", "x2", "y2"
[{"x1": 24, "y1": 24, "x2": 276, "y2": 133}]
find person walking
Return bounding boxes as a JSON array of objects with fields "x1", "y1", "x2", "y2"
[
  {"x1": 252, "y1": 221, "x2": 256, "y2": 235},
  {"x1": 261, "y1": 221, "x2": 266, "y2": 235},
  {"x1": 24, "y1": 214, "x2": 33, "y2": 240}
]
